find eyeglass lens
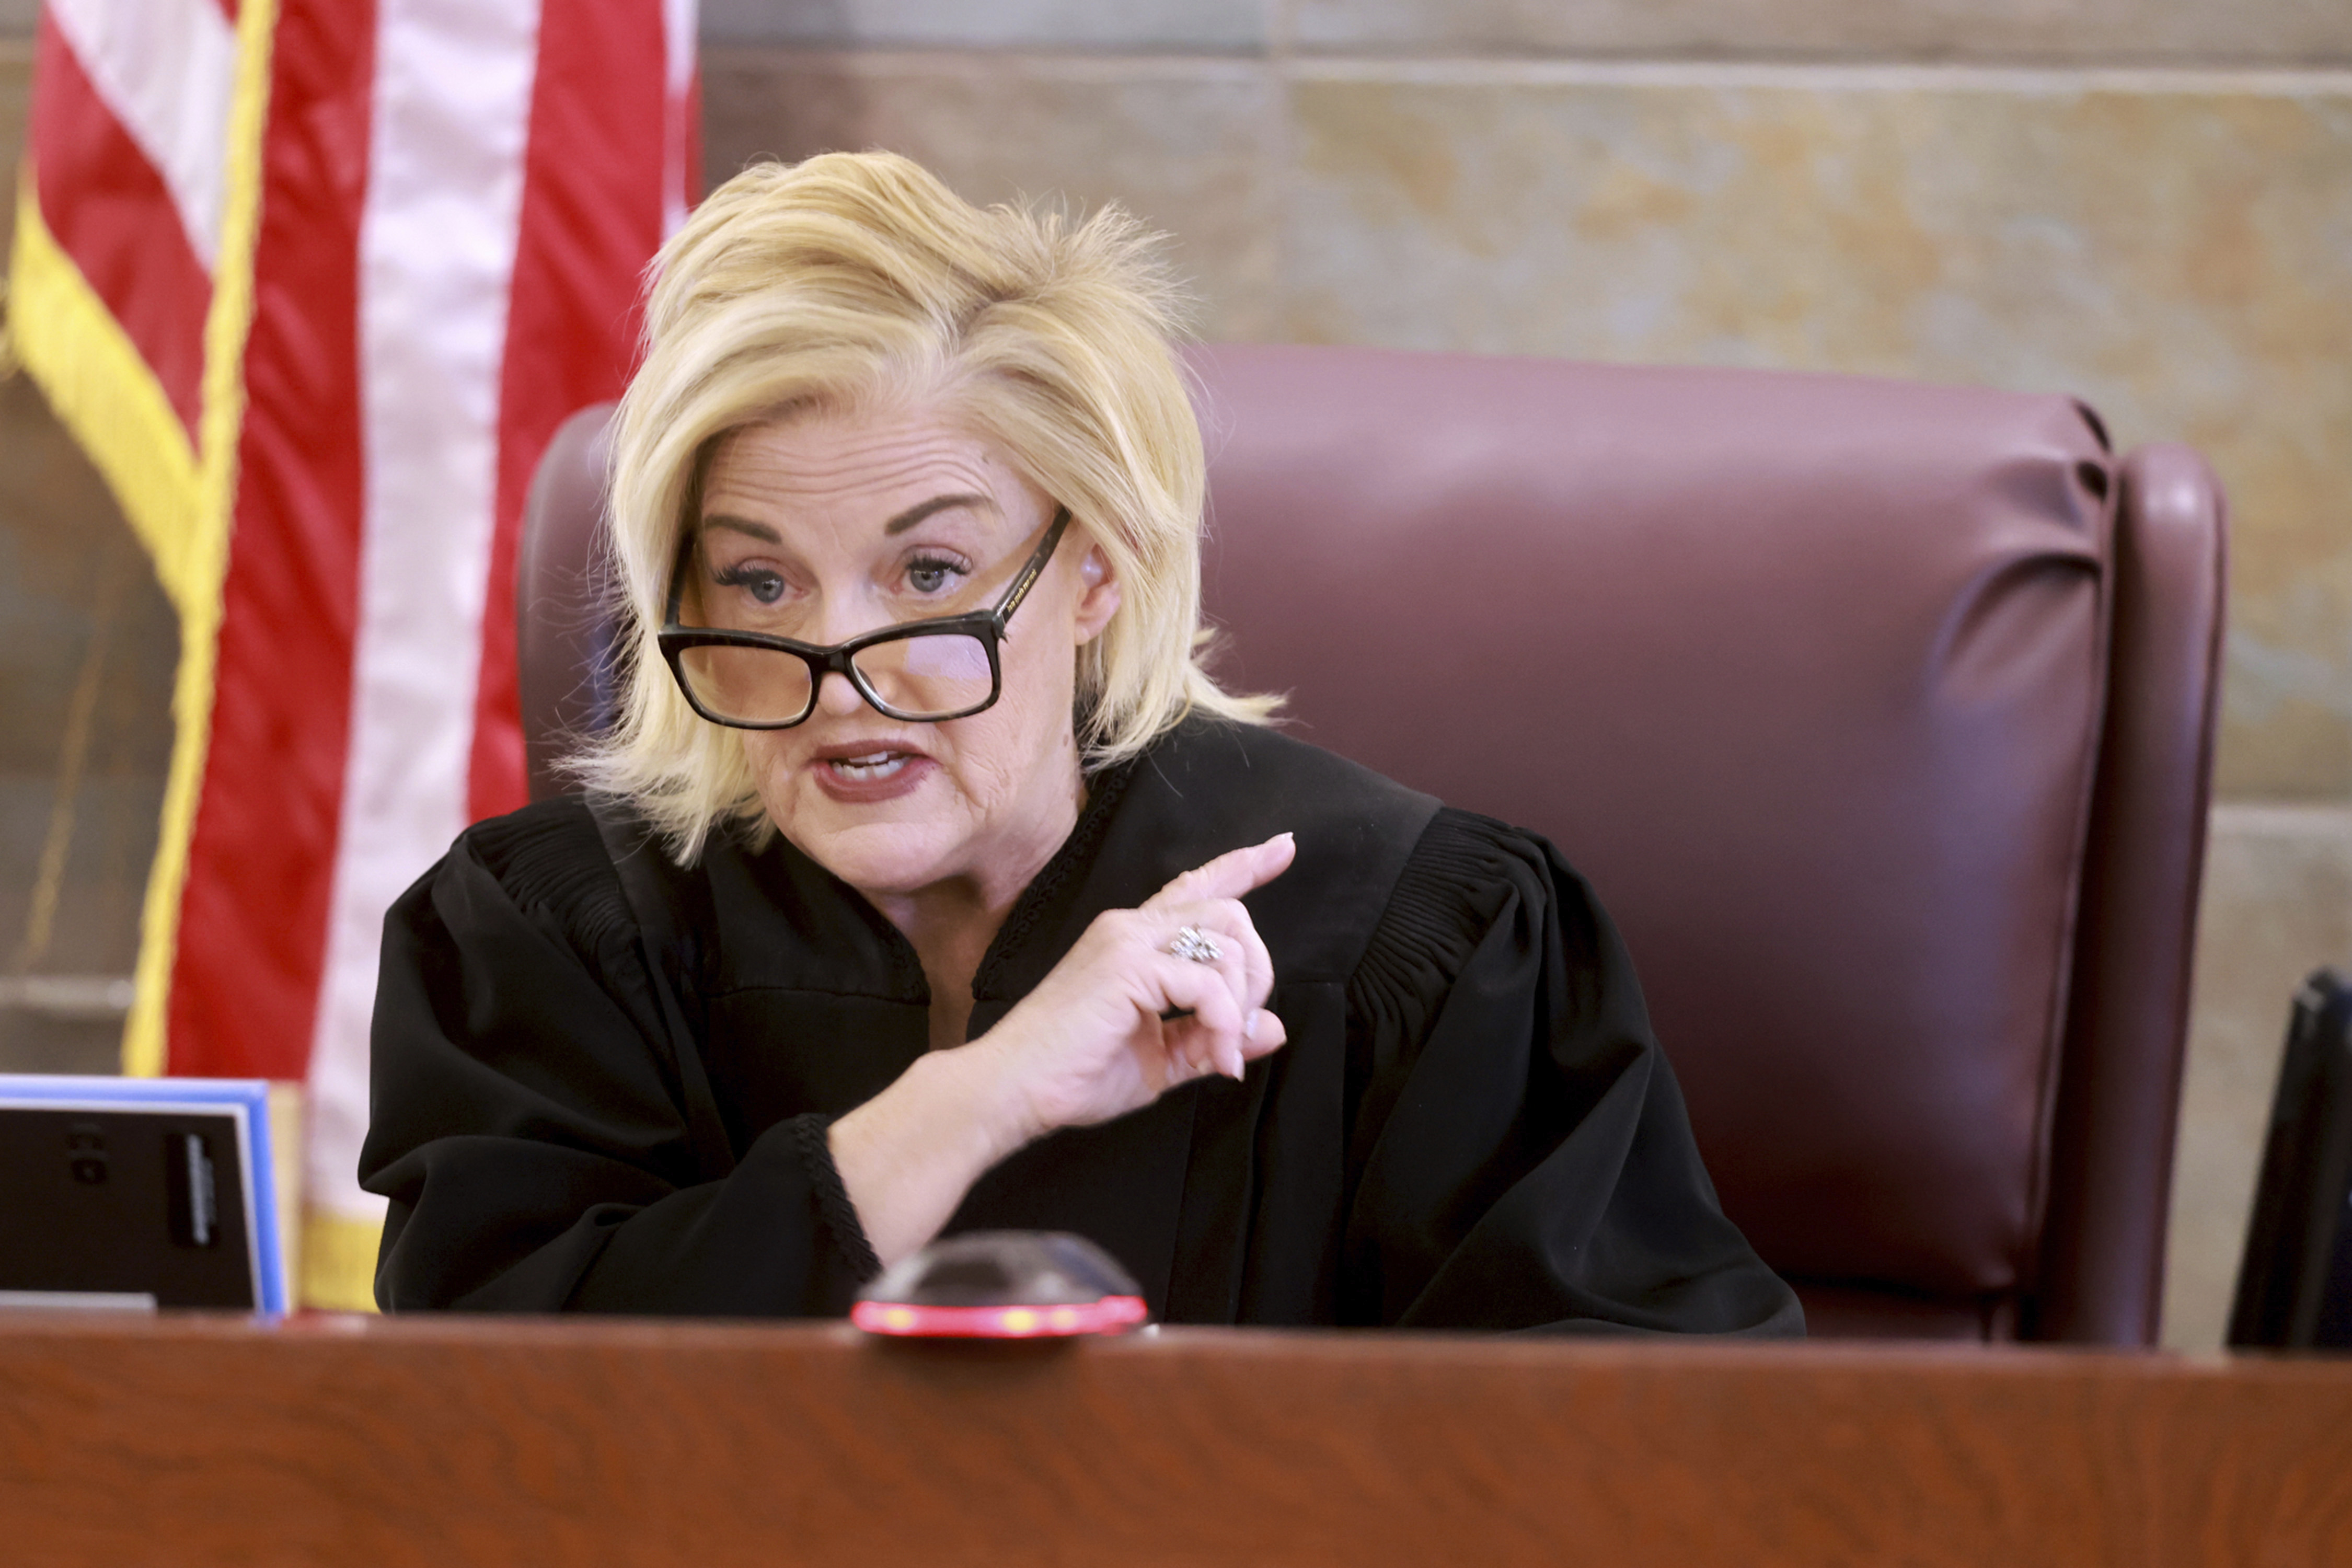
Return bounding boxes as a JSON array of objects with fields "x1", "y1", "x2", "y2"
[{"x1": 676, "y1": 633, "x2": 995, "y2": 724}]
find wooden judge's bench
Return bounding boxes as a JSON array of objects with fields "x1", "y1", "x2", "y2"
[{"x1": 3, "y1": 1316, "x2": 2348, "y2": 1566}]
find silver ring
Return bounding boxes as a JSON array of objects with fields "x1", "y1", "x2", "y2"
[{"x1": 1167, "y1": 925, "x2": 1224, "y2": 965}]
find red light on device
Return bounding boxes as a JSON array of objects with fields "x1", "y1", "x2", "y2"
[
  {"x1": 851, "y1": 1295, "x2": 1148, "y2": 1339},
  {"x1": 852, "y1": 1231, "x2": 1151, "y2": 1340}
]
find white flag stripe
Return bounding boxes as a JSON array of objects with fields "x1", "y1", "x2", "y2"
[
  {"x1": 46, "y1": 0, "x2": 236, "y2": 268},
  {"x1": 305, "y1": 0, "x2": 546, "y2": 1220},
  {"x1": 661, "y1": 0, "x2": 697, "y2": 237}
]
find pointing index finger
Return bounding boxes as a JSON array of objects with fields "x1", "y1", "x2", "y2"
[{"x1": 1146, "y1": 832, "x2": 1296, "y2": 909}]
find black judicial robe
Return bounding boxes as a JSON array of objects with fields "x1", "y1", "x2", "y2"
[{"x1": 362, "y1": 718, "x2": 1802, "y2": 1334}]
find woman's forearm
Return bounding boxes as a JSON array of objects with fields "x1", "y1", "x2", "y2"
[{"x1": 826, "y1": 1039, "x2": 1039, "y2": 1269}]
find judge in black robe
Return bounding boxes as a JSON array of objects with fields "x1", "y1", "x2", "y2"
[
  {"x1": 363, "y1": 718, "x2": 1800, "y2": 1334},
  {"x1": 360, "y1": 149, "x2": 1797, "y2": 1336}
]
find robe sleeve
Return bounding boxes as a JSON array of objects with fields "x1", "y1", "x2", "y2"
[
  {"x1": 359, "y1": 800, "x2": 880, "y2": 1315},
  {"x1": 1341, "y1": 810, "x2": 1804, "y2": 1336}
]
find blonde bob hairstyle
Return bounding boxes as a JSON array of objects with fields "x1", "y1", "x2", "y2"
[{"x1": 578, "y1": 151, "x2": 1276, "y2": 862}]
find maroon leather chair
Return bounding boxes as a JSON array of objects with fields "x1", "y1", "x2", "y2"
[{"x1": 518, "y1": 344, "x2": 2227, "y2": 1344}]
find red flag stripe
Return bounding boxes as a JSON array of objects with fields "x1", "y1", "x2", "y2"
[
  {"x1": 466, "y1": 0, "x2": 670, "y2": 824},
  {"x1": 167, "y1": 0, "x2": 378, "y2": 1079},
  {"x1": 29, "y1": 11, "x2": 213, "y2": 440}
]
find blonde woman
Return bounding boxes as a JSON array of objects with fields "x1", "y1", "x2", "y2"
[{"x1": 361, "y1": 153, "x2": 1797, "y2": 1334}]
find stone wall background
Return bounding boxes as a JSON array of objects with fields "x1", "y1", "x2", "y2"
[{"x1": 3, "y1": 2, "x2": 2348, "y2": 1347}]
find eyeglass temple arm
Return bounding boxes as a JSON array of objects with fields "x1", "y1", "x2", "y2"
[
  {"x1": 989, "y1": 506, "x2": 1074, "y2": 628},
  {"x1": 662, "y1": 530, "x2": 696, "y2": 627}
]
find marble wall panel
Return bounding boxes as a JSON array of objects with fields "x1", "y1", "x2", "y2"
[
  {"x1": 2162, "y1": 805, "x2": 2352, "y2": 1350},
  {"x1": 701, "y1": 0, "x2": 1264, "y2": 53},
  {"x1": 0, "y1": 367, "x2": 177, "y2": 1020},
  {"x1": 1285, "y1": 68, "x2": 2352, "y2": 799},
  {"x1": 0, "y1": 772, "x2": 163, "y2": 979},
  {"x1": 704, "y1": 51, "x2": 1285, "y2": 340},
  {"x1": 0, "y1": 375, "x2": 176, "y2": 778},
  {"x1": 1294, "y1": 0, "x2": 2352, "y2": 67},
  {"x1": 0, "y1": 1010, "x2": 124, "y2": 1075}
]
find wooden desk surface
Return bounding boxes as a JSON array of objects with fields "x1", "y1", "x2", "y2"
[{"x1": 3, "y1": 1314, "x2": 2349, "y2": 1567}]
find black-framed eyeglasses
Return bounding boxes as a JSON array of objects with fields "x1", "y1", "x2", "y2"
[{"x1": 659, "y1": 506, "x2": 1071, "y2": 729}]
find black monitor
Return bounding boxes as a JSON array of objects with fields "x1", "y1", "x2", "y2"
[
  {"x1": 0, "y1": 1076, "x2": 287, "y2": 1314},
  {"x1": 2228, "y1": 970, "x2": 2352, "y2": 1350}
]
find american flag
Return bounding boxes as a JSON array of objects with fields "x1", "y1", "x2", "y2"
[{"x1": 9, "y1": 0, "x2": 697, "y2": 1306}]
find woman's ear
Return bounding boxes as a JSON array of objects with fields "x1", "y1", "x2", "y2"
[{"x1": 1073, "y1": 543, "x2": 1121, "y2": 645}]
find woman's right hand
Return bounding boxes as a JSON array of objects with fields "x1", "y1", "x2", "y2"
[
  {"x1": 828, "y1": 832, "x2": 1295, "y2": 1268},
  {"x1": 975, "y1": 831, "x2": 1297, "y2": 1142}
]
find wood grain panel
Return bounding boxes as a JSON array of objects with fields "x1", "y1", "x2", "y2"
[{"x1": 2, "y1": 1317, "x2": 2349, "y2": 1566}]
